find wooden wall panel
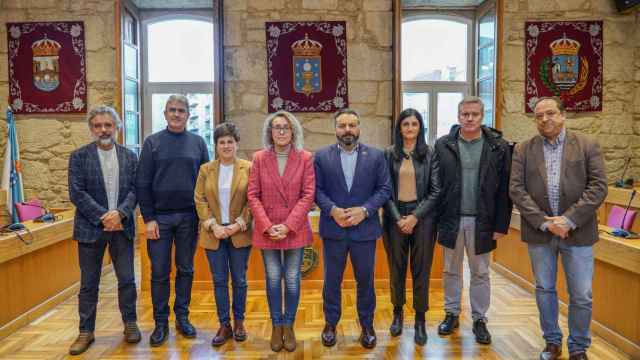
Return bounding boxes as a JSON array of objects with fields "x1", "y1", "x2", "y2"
[{"x1": 139, "y1": 216, "x2": 444, "y2": 291}]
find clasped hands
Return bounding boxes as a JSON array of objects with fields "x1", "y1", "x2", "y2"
[
  {"x1": 545, "y1": 216, "x2": 570, "y2": 239},
  {"x1": 396, "y1": 214, "x2": 418, "y2": 234},
  {"x1": 331, "y1": 206, "x2": 367, "y2": 228},
  {"x1": 213, "y1": 223, "x2": 241, "y2": 240},
  {"x1": 266, "y1": 224, "x2": 289, "y2": 241},
  {"x1": 101, "y1": 210, "x2": 123, "y2": 232}
]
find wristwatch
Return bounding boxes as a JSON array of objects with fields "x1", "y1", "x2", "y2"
[{"x1": 361, "y1": 207, "x2": 369, "y2": 218}]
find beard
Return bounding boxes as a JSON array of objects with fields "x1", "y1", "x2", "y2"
[
  {"x1": 93, "y1": 135, "x2": 115, "y2": 147},
  {"x1": 337, "y1": 132, "x2": 359, "y2": 147}
]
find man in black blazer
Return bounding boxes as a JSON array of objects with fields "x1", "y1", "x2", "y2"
[{"x1": 68, "y1": 106, "x2": 140, "y2": 355}]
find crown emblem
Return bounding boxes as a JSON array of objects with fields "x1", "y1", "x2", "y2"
[
  {"x1": 291, "y1": 34, "x2": 322, "y2": 56},
  {"x1": 31, "y1": 35, "x2": 62, "y2": 57},
  {"x1": 549, "y1": 33, "x2": 580, "y2": 56}
]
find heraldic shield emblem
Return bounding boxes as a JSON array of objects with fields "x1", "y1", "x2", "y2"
[
  {"x1": 7, "y1": 21, "x2": 87, "y2": 114},
  {"x1": 525, "y1": 21, "x2": 603, "y2": 112},
  {"x1": 292, "y1": 34, "x2": 323, "y2": 96},
  {"x1": 31, "y1": 35, "x2": 61, "y2": 92},
  {"x1": 266, "y1": 21, "x2": 348, "y2": 113}
]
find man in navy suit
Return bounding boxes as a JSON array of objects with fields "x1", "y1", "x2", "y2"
[
  {"x1": 68, "y1": 106, "x2": 140, "y2": 355},
  {"x1": 314, "y1": 108, "x2": 392, "y2": 349}
]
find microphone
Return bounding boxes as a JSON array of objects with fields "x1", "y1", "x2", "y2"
[
  {"x1": 615, "y1": 157, "x2": 632, "y2": 188},
  {"x1": 611, "y1": 189, "x2": 637, "y2": 238}
]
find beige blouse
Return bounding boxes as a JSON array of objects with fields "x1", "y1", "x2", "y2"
[{"x1": 398, "y1": 157, "x2": 417, "y2": 202}]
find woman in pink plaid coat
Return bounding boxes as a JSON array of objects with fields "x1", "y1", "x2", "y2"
[{"x1": 247, "y1": 110, "x2": 315, "y2": 353}]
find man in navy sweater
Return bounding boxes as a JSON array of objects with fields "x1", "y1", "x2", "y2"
[{"x1": 136, "y1": 95, "x2": 209, "y2": 346}]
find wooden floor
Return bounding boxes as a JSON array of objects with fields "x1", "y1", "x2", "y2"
[{"x1": 0, "y1": 258, "x2": 630, "y2": 360}]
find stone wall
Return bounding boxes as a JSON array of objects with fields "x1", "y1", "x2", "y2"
[
  {"x1": 0, "y1": 0, "x2": 117, "y2": 208},
  {"x1": 3, "y1": 0, "x2": 636, "y2": 207},
  {"x1": 500, "y1": 0, "x2": 640, "y2": 183},
  {"x1": 224, "y1": 0, "x2": 393, "y2": 159}
]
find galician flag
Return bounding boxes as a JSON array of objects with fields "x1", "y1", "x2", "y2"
[{"x1": 1, "y1": 107, "x2": 24, "y2": 224}]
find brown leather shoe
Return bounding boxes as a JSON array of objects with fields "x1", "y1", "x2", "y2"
[
  {"x1": 123, "y1": 322, "x2": 141, "y2": 343},
  {"x1": 321, "y1": 323, "x2": 337, "y2": 347},
  {"x1": 270, "y1": 325, "x2": 284, "y2": 352},
  {"x1": 569, "y1": 351, "x2": 588, "y2": 360},
  {"x1": 540, "y1": 343, "x2": 562, "y2": 360},
  {"x1": 282, "y1": 325, "x2": 296, "y2": 352},
  {"x1": 211, "y1": 323, "x2": 233, "y2": 347},
  {"x1": 233, "y1": 319, "x2": 247, "y2": 342},
  {"x1": 69, "y1": 331, "x2": 95, "y2": 355}
]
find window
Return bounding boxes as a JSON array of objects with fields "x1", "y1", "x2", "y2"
[
  {"x1": 142, "y1": 14, "x2": 216, "y2": 157},
  {"x1": 395, "y1": 1, "x2": 499, "y2": 143},
  {"x1": 401, "y1": 14, "x2": 472, "y2": 144},
  {"x1": 121, "y1": 6, "x2": 141, "y2": 154},
  {"x1": 476, "y1": 6, "x2": 496, "y2": 125}
]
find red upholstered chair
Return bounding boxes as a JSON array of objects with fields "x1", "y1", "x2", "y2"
[
  {"x1": 15, "y1": 199, "x2": 45, "y2": 222},
  {"x1": 607, "y1": 205, "x2": 637, "y2": 231}
]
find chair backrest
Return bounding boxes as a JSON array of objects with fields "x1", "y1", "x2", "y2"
[
  {"x1": 15, "y1": 199, "x2": 45, "y2": 222},
  {"x1": 607, "y1": 205, "x2": 637, "y2": 231}
]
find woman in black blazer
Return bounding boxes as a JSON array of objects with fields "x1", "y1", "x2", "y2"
[{"x1": 382, "y1": 108, "x2": 441, "y2": 345}]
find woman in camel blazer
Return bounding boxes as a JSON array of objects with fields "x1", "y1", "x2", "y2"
[
  {"x1": 194, "y1": 122, "x2": 252, "y2": 347},
  {"x1": 247, "y1": 110, "x2": 315, "y2": 353}
]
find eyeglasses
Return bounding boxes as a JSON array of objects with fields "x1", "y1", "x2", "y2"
[
  {"x1": 534, "y1": 110, "x2": 559, "y2": 121},
  {"x1": 167, "y1": 107, "x2": 187, "y2": 114},
  {"x1": 271, "y1": 125, "x2": 291, "y2": 133}
]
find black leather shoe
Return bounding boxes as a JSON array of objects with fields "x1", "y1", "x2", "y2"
[
  {"x1": 321, "y1": 323, "x2": 337, "y2": 347},
  {"x1": 176, "y1": 318, "x2": 197, "y2": 338},
  {"x1": 472, "y1": 319, "x2": 491, "y2": 344},
  {"x1": 390, "y1": 311, "x2": 403, "y2": 337},
  {"x1": 540, "y1": 343, "x2": 562, "y2": 360},
  {"x1": 437, "y1": 313, "x2": 459, "y2": 335},
  {"x1": 359, "y1": 327, "x2": 377, "y2": 349},
  {"x1": 414, "y1": 320, "x2": 427, "y2": 346},
  {"x1": 149, "y1": 325, "x2": 169, "y2": 347}
]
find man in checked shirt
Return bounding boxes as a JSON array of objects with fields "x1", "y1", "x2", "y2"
[{"x1": 510, "y1": 97, "x2": 607, "y2": 360}]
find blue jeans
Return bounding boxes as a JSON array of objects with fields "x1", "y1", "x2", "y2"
[
  {"x1": 528, "y1": 238, "x2": 594, "y2": 353},
  {"x1": 205, "y1": 240, "x2": 251, "y2": 325},
  {"x1": 78, "y1": 231, "x2": 137, "y2": 332},
  {"x1": 262, "y1": 248, "x2": 304, "y2": 326},
  {"x1": 147, "y1": 212, "x2": 198, "y2": 325}
]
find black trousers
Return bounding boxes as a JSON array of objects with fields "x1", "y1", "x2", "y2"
[
  {"x1": 78, "y1": 231, "x2": 137, "y2": 331},
  {"x1": 382, "y1": 201, "x2": 436, "y2": 313}
]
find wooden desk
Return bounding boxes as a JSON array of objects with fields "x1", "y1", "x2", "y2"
[
  {"x1": 493, "y1": 210, "x2": 640, "y2": 358},
  {"x1": 0, "y1": 210, "x2": 80, "y2": 340},
  {"x1": 139, "y1": 212, "x2": 444, "y2": 291}
]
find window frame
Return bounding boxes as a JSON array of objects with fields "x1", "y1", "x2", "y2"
[
  {"x1": 475, "y1": 0, "x2": 497, "y2": 127},
  {"x1": 400, "y1": 11, "x2": 475, "y2": 144}
]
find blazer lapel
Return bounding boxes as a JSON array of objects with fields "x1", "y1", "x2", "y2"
[
  {"x1": 265, "y1": 150, "x2": 288, "y2": 202},
  {"x1": 532, "y1": 136, "x2": 551, "y2": 212},
  {"x1": 332, "y1": 144, "x2": 350, "y2": 194},
  {"x1": 281, "y1": 149, "x2": 301, "y2": 189},
  {"x1": 350, "y1": 144, "x2": 366, "y2": 194},
  {"x1": 115, "y1": 145, "x2": 126, "y2": 204},
  {"x1": 229, "y1": 158, "x2": 243, "y2": 203},
  {"x1": 210, "y1": 159, "x2": 221, "y2": 212},
  {"x1": 89, "y1": 143, "x2": 108, "y2": 201},
  {"x1": 559, "y1": 131, "x2": 577, "y2": 202}
]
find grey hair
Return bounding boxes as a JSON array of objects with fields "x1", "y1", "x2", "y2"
[
  {"x1": 458, "y1": 96, "x2": 485, "y2": 115},
  {"x1": 165, "y1": 94, "x2": 190, "y2": 113},
  {"x1": 262, "y1": 110, "x2": 304, "y2": 151},
  {"x1": 86, "y1": 105, "x2": 122, "y2": 129}
]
